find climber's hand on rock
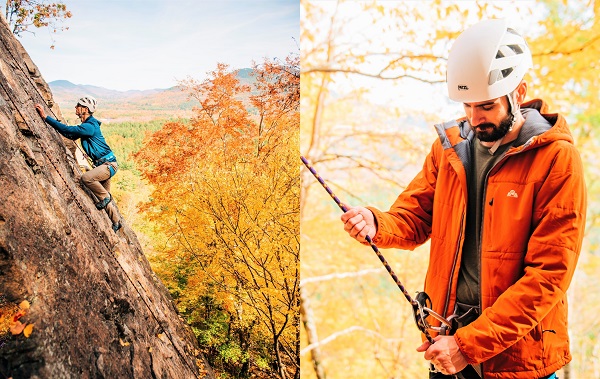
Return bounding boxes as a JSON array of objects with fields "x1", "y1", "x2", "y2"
[{"x1": 35, "y1": 104, "x2": 46, "y2": 119}]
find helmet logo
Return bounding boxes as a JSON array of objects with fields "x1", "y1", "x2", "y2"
[{"x1": 458, "y1": 85, "x2": 469, "y2": 91}]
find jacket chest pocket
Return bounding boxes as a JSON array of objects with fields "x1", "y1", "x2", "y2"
[{"x1": 483, "y1": 182, "x2": 535, "y2": 254}]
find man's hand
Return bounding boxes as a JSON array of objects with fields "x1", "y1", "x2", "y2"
[
  {"x1": 417, "y1": 336, "x2": 469, "y2": 375},
  {"x1": 35, "y1": 104, "x2": 46, "y2": 119},
  {"x1": 340, "y1": 206, "x2": 376, "y2": 243}
]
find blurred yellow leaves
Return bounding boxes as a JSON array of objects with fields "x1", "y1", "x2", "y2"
[{"x1": 300, "y1": 0, "x2": 600, "y2": 378}]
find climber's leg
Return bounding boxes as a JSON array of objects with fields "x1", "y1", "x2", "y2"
[{"x1": 81, "y1": 164, "x2": 111, "y2": 209}]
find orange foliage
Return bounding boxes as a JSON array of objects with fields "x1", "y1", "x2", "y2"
[
  {"x1": 135, "y1": 55, "x2": 299, "y2": 378},
  {"x1": 4, "y1": 0, "x2": 72, "y2": 40}
]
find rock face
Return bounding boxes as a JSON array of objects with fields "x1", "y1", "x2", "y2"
[{"x1": 0, "y1": 15, "x2": 214, "y2": 379}]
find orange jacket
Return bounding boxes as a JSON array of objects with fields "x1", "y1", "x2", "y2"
[{"x1": 368, "y1": 99, "x2": 586, "y2": 378}]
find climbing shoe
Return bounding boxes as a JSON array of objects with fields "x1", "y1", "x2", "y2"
[
  {"x1": 112, "y1": 221, "x2": 122, "y2": 232},
  {"x1": 96, "y1": 194, "x2": 112, "y2": 210}
]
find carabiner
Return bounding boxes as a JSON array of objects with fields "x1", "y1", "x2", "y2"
[{"x1": 413, "y1": 292, "x2": 454, "y2": 335}]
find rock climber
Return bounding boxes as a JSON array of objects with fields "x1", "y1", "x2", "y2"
[{"x1": 35, "y1": 96, "x2": 122, "y2": 232}]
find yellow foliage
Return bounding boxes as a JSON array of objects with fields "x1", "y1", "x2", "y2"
[
  {"x1": 301, "y1": 0, "x2": 600, "y2": 377},
  {"x1": 136, "y1": 56, "x2": 300, "y2": 377}
]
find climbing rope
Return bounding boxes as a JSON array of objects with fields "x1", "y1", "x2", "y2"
[
  {"x1": 301, "y1": 156, "x2": 446, "y2": 343},
  {"x1": 301, "y1": 156, "x2": 467, "y2": 377},
  {"x1": 0, "y1": 41, "x2": 201, "y2": 376}
]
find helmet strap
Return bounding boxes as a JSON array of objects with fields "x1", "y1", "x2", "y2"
[
  {"x1": 488, "y1": 136, "x2": 504, "y2": 155},
  {"x1": 488, "y1": 93, "x2": 518, "y2": 155},
  {"x1": 506, "y1": 92, "x2": 519, "y2": 130}
]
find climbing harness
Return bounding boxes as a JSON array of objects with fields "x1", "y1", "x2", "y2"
[
  {"x1": 108, "y1": 164, "x2": 116, "y2": 178},
  {"x1": 94, "y1": 151, "x2": 118, "y2": 178},
  {"x1": 94, "y1": 151, "x2": 116, "y2": 165},
  {"x1": 0, "y1": 41, "x2": 200, "y2": 375}
]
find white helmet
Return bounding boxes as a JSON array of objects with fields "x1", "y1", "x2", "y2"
[
  {"x1": 446, "y1": 19, "x2": 532, "y2": 103},
  {"x1": 77, "y1": 96, "x2": 97, "y2": 113}
]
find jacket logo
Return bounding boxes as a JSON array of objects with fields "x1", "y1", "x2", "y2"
[
  {"x1": 507, "y1": 190, "x2": 519, "y2": 198},
  {"x1": 458, "y1": 85, "x2": 469, "y2": 91}
]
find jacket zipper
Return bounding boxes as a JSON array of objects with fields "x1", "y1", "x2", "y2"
[
  {"x1": 476, "y1": 147, "x2": 524, "y2": 379},
  {"x1": 443, "y1": 131, "x2": 536, "y2": 377},
  {"x1": 442, "y1": 210, "x2": 465, "y2": 320},
  {"x1": 478, "y1": 179, "x2": 488, "y2": 379}
]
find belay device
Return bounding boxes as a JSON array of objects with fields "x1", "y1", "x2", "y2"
[{"x1": 301, "y1": 156, "x2": 468, "y2": 377}]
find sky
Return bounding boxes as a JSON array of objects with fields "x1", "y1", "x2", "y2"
[{"x1": 17, "y1": 0, "x2": 299, "y2": 91}]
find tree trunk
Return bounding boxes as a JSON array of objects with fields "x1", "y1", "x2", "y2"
[{"x1": 300, "y1": 285, "x2": 326, "y2": 379}]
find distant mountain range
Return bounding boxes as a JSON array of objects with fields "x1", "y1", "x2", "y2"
[
  {"x1": 49, "y1": 80, "x2": 167, "y2": 100},
  {"x1": 49, "y1": 68, "x2": 254, "y2": 123}
]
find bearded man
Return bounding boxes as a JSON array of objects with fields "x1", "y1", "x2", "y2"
[{"x1": 341, "y1": 19, "x2": 586, "y2": 379}]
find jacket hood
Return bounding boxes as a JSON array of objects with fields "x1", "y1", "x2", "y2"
[
  {"x1": 435, "y1": 98, "x2": 573, "y2": 153},
  {"x1": 85, "y1": 115, "x2": 101, "y2": 127},
  {"x1": 517, "y1": 99, "x2": 573, "y2": 148}
]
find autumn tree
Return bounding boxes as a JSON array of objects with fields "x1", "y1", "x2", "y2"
[
  {"x1": 301, "y1": 1, "x2": 600, "y2": 378},
  {"x1": 135, "y1": 55, "x2": 300, "y2": 379},
  {"x1": 3, "y1": 0, "x2": 71, "y2": 37}
]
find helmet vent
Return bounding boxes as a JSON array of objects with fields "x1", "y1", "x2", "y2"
[
  {"x1": 496, "y1": 44, "x2": 524, "y2": 59},
  {"x1": 501, "y1": 67, "x2": 514, "y2": 77},
  {"x1": 508, "y1": 44, "x2": 524, "y2": 55},
  {"x1": 488, "y1": 67, "x2": 515, "y2": 85}
]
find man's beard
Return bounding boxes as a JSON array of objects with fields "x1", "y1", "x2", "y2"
[{"x1": 472, "y1": 114, "x2": 514, "y2": 142}]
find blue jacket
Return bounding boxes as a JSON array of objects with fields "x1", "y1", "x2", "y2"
[{"x1": 45, "y1": 115, "x2": 114, "y2": 163}]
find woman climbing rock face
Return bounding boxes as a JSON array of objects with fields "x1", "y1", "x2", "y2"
[{"x1": 35, "y1": 96, "x2": 122, "y2": 232}]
